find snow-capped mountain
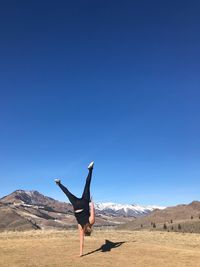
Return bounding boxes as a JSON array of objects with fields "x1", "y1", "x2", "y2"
[{"x1": 95, "y1": 202, "x2": 165, "y2": 217}]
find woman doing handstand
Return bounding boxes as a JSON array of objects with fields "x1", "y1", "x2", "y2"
[{"x1": 54, "y1": 161, "x2": 95, "y2": 257}]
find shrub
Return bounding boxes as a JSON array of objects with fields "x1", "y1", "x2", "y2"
[{"x1": 163, "y1": 223, "x2": 167, "y2": 230}]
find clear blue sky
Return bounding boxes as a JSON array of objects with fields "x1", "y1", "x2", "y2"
[{"x1": 0, "y1": 0, "x2": 199, "y2": 206}]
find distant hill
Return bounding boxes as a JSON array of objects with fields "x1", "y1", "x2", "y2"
[{"x1": 118, "y1": 201, "x2": 200, "y2": 233}]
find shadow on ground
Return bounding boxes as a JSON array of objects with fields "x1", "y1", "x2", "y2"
[{"x1": 83, "y1": 239, "x2": 130, "y2": 257}]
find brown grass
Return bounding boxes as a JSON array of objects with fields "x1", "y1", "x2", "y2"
[{"x1": 0, "y1": 229, "x2": 200, "y2": 267}]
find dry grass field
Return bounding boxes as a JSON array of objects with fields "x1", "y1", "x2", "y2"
[{"x1": 0, "y1": 229, "x2": 200, "y2": 267}]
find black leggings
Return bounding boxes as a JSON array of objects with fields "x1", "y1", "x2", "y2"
[{"x1": 58, "y1": 169, "x2": 93, "y2": 210}]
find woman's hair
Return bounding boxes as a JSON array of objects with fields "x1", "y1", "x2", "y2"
[{"x1": 83, "y1": 223, "x2": 92, "y2": 236}]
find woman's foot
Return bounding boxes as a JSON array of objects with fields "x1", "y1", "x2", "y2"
[
  {"x1": 54, "y1": 179, "x2": 61, "y2": 185},
  {"x1": 88, "y1": 161, "x2": 94, "y2": 170}
]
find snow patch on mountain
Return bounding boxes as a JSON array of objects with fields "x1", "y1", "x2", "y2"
[{"x1": 95, "y1": 202, "x2": 166, "y2": 217}]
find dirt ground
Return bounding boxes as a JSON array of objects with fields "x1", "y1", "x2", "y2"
[{"x1": 0, "y1": 229, "x2": 200, "y2": 267}]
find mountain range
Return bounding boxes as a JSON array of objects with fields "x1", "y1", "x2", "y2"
[
  {"x1": 95, "y1": 202, "x2": 165, "y2": 217},
  {"x1": 0, "y1": 190, "x2": 163, "y2": 231},
  {"x1": 1, "y1": 190, "x2": 199, "y2": 233}
]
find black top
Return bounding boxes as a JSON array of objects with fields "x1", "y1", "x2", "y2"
[
  {"x1": 74, "y1": 209, "x2": 90, "y2": 227},
  {"x1": 73, "y1": 198, "x2": 90, "y2": 227}
]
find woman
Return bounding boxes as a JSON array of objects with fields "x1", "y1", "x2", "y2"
[{"x1": 54, "y1": 161, "x2": 95, "y2": 257}]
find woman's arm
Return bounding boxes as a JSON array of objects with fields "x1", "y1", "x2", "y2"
[
  {"x1": 89, "y1": 201, "x2": 95, "y2": 225},
  {"x1": 78, "y1": 224, "x2": 84, "y2": 256}
]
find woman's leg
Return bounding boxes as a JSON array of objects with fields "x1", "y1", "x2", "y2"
[
  {"x1": 57, "y1": 182, "x2": 78, "y2": 207},
  {"x1": 81, "y1": 168, "x2": 93, "y2": 201}
]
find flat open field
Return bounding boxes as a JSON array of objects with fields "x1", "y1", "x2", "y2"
[{"x1": 0, "y1": 229, "x2": 200, "y2": 267}]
